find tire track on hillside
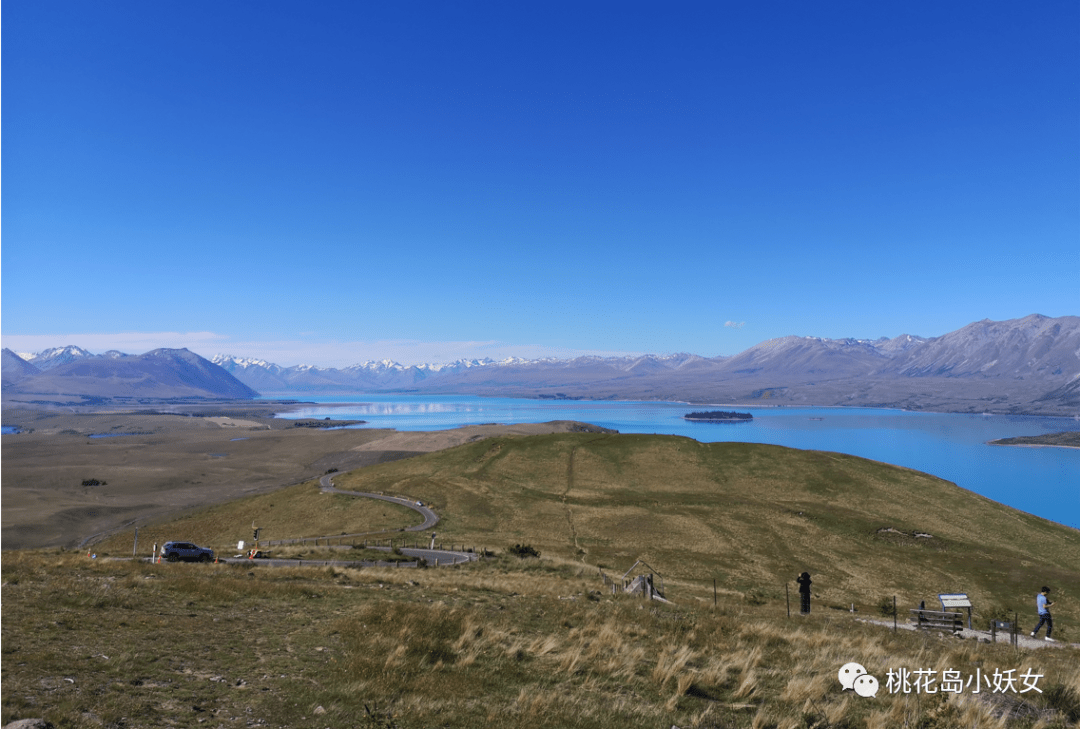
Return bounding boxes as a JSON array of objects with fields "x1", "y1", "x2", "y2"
[{"x1": 563, "y1": 435, "x2": 611, "y2": 563}]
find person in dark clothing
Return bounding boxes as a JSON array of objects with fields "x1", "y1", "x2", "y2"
[{"x1": 796, "y1": 572, "x2": 813, "y2": 614}]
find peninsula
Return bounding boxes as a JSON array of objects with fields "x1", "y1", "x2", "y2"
[{"x1": 988, "y1": 431, "x2": 1080, "y2": 449}]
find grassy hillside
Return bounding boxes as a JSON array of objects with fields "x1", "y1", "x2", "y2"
[
  {"x1": 92, "y1": 478, "x2": 424, "y2": 556},
  {"x1": 326, "y1": 433, "x2": 1080, "y2": 632},
  {"x1": 95, "y1": 432, "x2": 1079, "y2": 632},
  {"x1": 11, "y1": 433, "x2": 1080, "y2": 727}
]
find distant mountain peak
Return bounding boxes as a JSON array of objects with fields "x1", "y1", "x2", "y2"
[{"x1": 24, "y1": 345, "x2": 97, "y2": 371}]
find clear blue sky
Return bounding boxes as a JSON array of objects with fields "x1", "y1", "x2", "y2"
[{"x1": 3, "y1": 1, "x2": 1078, "y2": 367}]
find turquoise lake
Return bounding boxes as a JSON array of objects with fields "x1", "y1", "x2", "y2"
[{"x1": 274, "y1": 396, "x2": 1080, "y2": 530}]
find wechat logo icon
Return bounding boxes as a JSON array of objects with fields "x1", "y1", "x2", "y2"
[{"x1": 839, "y1": 662, "x2": 879, "y2": 698}]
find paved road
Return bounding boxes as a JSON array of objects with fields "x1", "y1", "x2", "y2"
[
  {"x1": 218, "y1": 544, "x2": 476, "y2": 569},
  {"x1": 241, "y1": 474, "x2": 475, "y2": 568},
  {"x1": 318, "y1": 473, "x2": 439, "y2": 531}
]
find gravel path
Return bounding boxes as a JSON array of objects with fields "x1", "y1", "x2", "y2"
[{"x1": 855, "y1": 617, "x2": 1078, "y2": 650}]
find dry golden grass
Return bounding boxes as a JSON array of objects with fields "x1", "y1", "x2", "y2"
[{"x1": 4, "y1": 550, "x2": 1080, "y2": 728}]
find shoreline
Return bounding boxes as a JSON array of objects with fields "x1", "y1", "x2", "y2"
[{"x1": 256, "y1": 393, "x2": 1080, "y2": 420}]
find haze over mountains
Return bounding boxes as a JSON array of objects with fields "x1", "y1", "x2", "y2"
[{"x1": 3, "y1": 314, "x2": 1079, "y2": 415}]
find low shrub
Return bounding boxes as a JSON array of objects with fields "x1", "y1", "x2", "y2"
[{"x1": 507, "y1": 544, "x2": 540, "y2": 559}]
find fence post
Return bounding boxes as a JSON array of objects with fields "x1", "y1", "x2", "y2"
[{"x1": 893, "y1": 596, "x2": 897, "y2": 631}]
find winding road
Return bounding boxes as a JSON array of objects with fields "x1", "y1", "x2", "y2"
[
  {"x1": 318, "y1": 473, "x2": 439, "y2": 531},
  {"x1": 227, "y1": 474, "x2": 478, "y2": 568}
]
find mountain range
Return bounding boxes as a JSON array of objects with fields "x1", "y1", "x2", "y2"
[
  {"x1": 2, "y1": 347, "x2": 257, "y2": 400},
  {"x1": 3, "y1": 314, "x2": 1079, "y2": 415}
]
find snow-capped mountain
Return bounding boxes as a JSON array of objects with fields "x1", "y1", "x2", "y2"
[
  {"x1": 20, "y1": 345, "x2": 97, "y2": 371},
  {"x1": 8, "y1": 315, "x2": 1078, "y2": 414}
]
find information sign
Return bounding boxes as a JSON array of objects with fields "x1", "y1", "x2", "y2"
[
  {"x1": 939, "y1": 593, "x2": 973, "y2": 629},
  {"x1": 939, "y1": 593, "x2": 972, "y2": 609}
]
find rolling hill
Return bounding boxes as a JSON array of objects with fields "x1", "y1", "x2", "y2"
[
  {"x1": 27, "y1": 430, "x2": 1080, "y2": 729},
  {"x1": 96, "y1": 431, "x2": 1080, "y2": 632}
]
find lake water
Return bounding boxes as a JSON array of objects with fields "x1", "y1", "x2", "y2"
[{"x1": 273, "y1": 395, "x2": 1080, "y2": 530}]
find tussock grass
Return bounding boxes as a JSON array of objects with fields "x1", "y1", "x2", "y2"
[{"x1": 5, "y1": 550, "x2": 1079, "y2": 728}]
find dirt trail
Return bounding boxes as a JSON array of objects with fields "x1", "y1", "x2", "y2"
[
  {"x1": 856, "y1": 617, "x2": 1079, "y2": 650},
  {"x1": 561, "y1": 435, "x2": 613, "y2": 563},
  {"x1": 564, "y1": 445, "x2": 582, "y2": 559}
]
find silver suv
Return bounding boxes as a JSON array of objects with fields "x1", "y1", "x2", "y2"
[{"x1": 162, "y1": 541, "x2": 214, "y2": 563}]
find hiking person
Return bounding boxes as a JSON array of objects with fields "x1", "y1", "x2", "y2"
[
  {"x1": 796, "y1": 572, "x2": 813, "y2": 614},
  {"x1": 1031, "y1": 586, "x2": 1055, "y2": 642}
]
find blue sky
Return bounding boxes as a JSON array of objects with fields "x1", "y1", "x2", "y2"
[{"x1": 3, "y1": 1, "x2": 1078, "y2": 367}]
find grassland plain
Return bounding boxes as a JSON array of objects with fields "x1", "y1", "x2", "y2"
[{"x1": 0, "y1": 408, "x2": 415, "y2": 549}]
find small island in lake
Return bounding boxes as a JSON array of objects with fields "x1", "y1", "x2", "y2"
[
  {"x1": 684, "y1": 410, "x2": 753, "y2": 422},
  {"x1": 988, "y1": 431, "x2": 1080, "y2": 449}
]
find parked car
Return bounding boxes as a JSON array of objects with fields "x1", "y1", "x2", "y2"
[{"x1": 162, "y1": 541, "x2": 214, "y2": 563}]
